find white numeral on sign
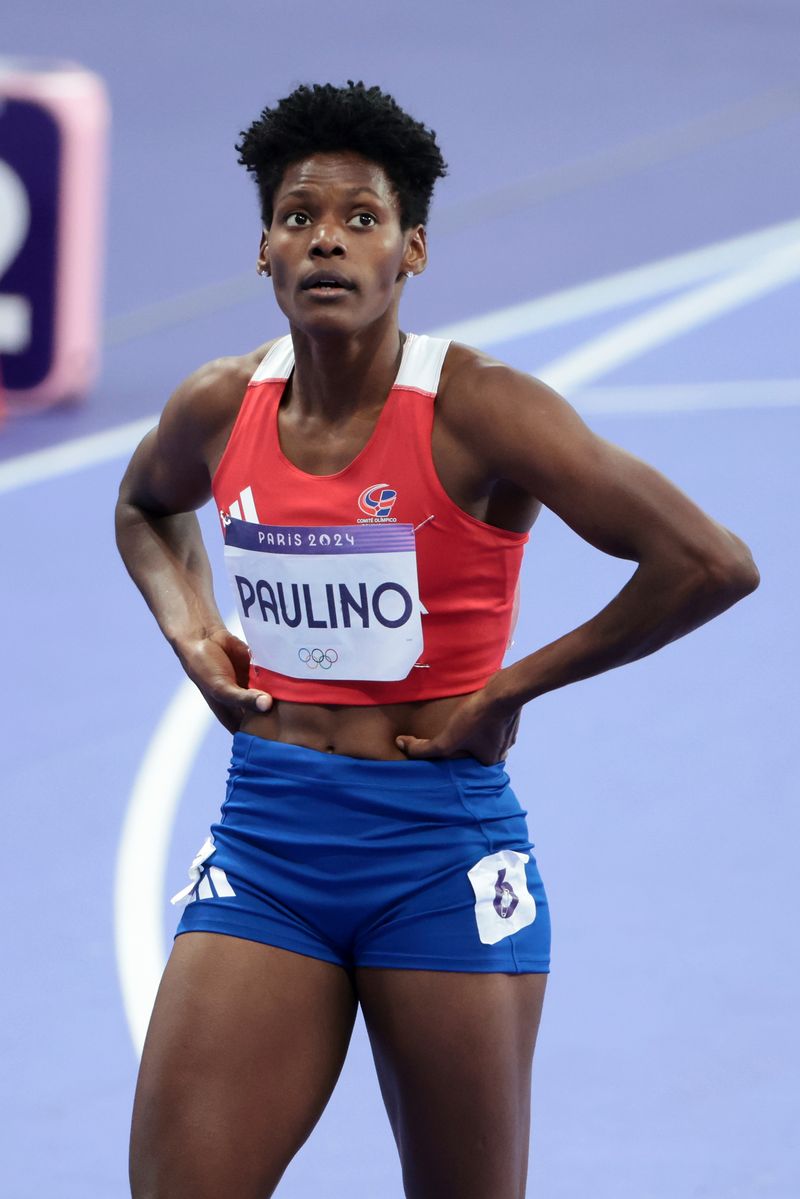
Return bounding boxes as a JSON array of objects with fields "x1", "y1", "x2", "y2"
[{"x1": 0, "y1": 158, "x2": 33, "y2": 354}]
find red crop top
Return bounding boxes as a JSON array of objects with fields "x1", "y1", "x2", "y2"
[{"x1": 212, "y1": 332, "x2": 528, "y2": 705}]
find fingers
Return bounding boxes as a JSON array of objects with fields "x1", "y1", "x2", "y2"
[
  {"x1": 395, "y1": 735, "x2": 444, "y2": 759},
  {"x1": 207, "y1": 678, "x2": 273, "y2": 715},
  {"x1": 230, "y1": 685, "x2": 273, "y2": 713},
  {"x1": 180, "y1": 633, "x2": 273, "y2": 724},
  {"x1": 396, "y1": 734, "x2": 503, "y2": 766},
  {"x1": 212, "y1": 630, "x2": 253, "y2": 688},
  {"x1": 203, "y1": 687, "x2": 272, "y2": 733}
]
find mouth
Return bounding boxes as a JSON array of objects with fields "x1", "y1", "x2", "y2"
[{"x1": 301, "y1": 270, "x2": 355, "y2": 297}]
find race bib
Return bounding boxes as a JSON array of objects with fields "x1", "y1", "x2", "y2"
[{"x1": 223, "y1": 518, "x2": 425, "y2": 682}]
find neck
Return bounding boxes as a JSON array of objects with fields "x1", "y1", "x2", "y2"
[{"x1": 288, "y1": 318, "x2": 406, "y2": 421}]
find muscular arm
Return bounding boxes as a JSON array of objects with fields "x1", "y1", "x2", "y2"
[
  {"x1": 115, "y1": 356, "x2": 272, "y2": 730},
  {"x1": 466, "y1": 362, "x2": 759, "y2": 709},
  {"x1": 116, "y1": 439, "x2": 220, "y2": 643},
  {"x1": 399, "y1": 355, "x2": 759, "y2": 760}
]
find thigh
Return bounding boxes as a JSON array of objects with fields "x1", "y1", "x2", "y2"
[
  {"x1": 130, "y1": 932, "x2": 358, "y2": 1199},
  {"x1": 356, "y1": 968, "x2": 547, "y2": 1199}
]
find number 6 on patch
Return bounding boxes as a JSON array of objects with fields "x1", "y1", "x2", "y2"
[{"x1": 467, "y1": 849, "x2": 537, "y2": 945}]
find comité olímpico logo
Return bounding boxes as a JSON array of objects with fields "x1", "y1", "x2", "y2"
[{"x1": 357, "y1": 483, "x2": 398, "y2": 523}]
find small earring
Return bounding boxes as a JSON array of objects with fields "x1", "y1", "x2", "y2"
[
  {"x1": 405, "y1": 271, "x2": 414, "y2": 278},
  {"x1": 257, "y1": 265, "x2": 270, "y2": 277}
]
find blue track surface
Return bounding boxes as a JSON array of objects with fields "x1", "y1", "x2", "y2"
[{"x1": 2, "y1": 4, "x2": 798, "y2": 1196}]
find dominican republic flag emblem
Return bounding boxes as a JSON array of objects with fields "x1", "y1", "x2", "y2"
[{"x1": 358, "y1": 483, "x2": 397, "y2": 519}]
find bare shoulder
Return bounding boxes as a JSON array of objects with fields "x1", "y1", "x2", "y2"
[
  {"x1": 437, "y1": 341, "x2": 591, "y2": 485},
  {"x1": 119, "y1": 340, "x2": 278, "y2": 515},
  {"x1": 157, "y1": 340, "x2": 277, "y2": 460},
  {"x1": 436, "y1": 340, "x2": 754, "y2": 573},
  {"x1": 439, "y1": 340, "x2": 574, "y2": 420}
]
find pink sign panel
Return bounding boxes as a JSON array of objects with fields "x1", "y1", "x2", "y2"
[{"x1": 0, "y1": 59, "x2": 109, "y2": 411}]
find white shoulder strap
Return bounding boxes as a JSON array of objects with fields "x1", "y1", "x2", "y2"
[
  {"x1": 249, "y1": 332, "x2": 450, "y2": 391},
  {"x1": 250, "y1": 335, "x2": 294, "y2": 383},
  {"x1": 395, "y1": 333, "x2": 451, "y2": 395}
]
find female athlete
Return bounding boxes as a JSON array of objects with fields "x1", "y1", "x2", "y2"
[{"x1": 116, "y1": 81, "x2": 759, "y2": 1199}]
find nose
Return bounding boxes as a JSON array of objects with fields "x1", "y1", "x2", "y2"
[{"x1": 309, "y1": 223, "x2": 345, "y2": 257}]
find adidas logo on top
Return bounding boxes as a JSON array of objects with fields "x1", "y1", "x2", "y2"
[{"x1": 226, "y1": 486, "x2": 260, "y2": 524}]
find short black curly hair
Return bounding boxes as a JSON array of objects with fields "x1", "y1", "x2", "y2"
[{"x1": 236, "y1": 81, "x2": 447, "y2": 229}]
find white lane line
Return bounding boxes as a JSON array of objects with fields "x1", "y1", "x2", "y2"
[
  {"x1": 538, "y1": 240, "x2": 800, "y2": 394},
  {"x1": 429, "y1": 216, "x2": 800, "y2": 348},
  {"x1": 3, "y1": 216, "x2": 800, "y2": 501},
  {"x1": 575, "y1": 378, "x2": 800, "y2": 416},
  {"x1": 0, "y1": 415, "x2": 155, "y2": 495},
  {"x1": 114, "y1": 678, "x2": 213, "y2": 1055}
]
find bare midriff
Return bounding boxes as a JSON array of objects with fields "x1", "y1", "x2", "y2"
[{"x1": 240, "y1": 693, "x2": 474, "y2": 760}]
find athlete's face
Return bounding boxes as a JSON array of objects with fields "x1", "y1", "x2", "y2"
[{"x1": 258, "y1": 152, "x2": 426, "y2": 334}]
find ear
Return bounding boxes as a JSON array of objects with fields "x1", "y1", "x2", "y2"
[
  {"x1": 256, "y1": 229, "x2": 271, "y2": 276},
  {"x1": 401, "y1": 225, "x2": 428, "y2": 279}
]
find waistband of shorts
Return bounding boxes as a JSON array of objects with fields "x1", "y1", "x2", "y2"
[{"x1": 232, "y1": 731, "x2": 509, "y2": 788}]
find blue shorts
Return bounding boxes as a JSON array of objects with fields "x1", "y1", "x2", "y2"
[{"x1": 174, "y1": 733, "x2": 550, "y2": 974}]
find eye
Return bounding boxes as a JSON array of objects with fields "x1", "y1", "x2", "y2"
[
  {"x1": 285, "y1": 212, "x2": 310, "y2": 227},
  {"x1": 348, "y1": 212, "x2": 377, "y2": 228}
]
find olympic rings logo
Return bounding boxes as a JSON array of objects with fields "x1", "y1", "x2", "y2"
[{"x1": 298, "y1": 647, "x2": 339, "y2": 670}]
